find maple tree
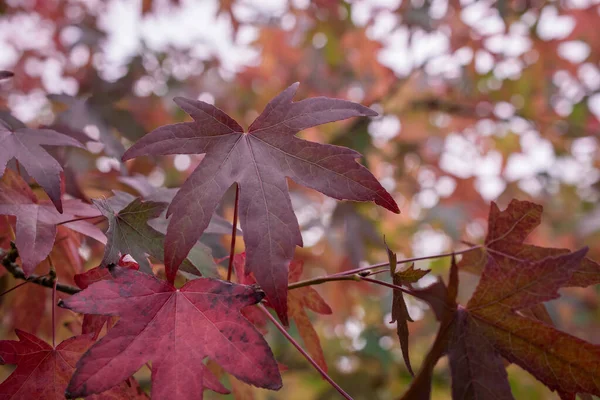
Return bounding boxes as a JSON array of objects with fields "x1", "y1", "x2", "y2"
[{"x1": 2, "y1": 1, "x2": 600, "y2": 399}]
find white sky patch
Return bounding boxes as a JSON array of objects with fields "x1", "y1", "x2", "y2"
[
  {"x1": 484, "y1": 33, "x2": 532, "y2": 58},
  {"x1": 475, "y1": 50, "x2": 494, "y2": 74},
  {"x1": 351, "y1": 0, "x2": 402, "y2": 27},
  {"x1": 578, "y1": 63, "x2": 600, "y2": 91},
  {"x1": 558, "y1": 41, "x2": 591, "y2": 64},
  {"x1": 368, "y1": 115, "x2": 401, "y2": 147},
  {"x1": 504, "y1": 132, "x2": 556, "y2": 181},
  {"x1": 93, "y1": 0, "x2": 262, "y2": 80},
  {"x1": 173, "y1": 154, "x2": 191, "y2": 171},
  {"x1": 536, "y1": 6, "x2": 576, "y2": 40},
  {"x1": 378, "y1": 27, "x2": 450, "y2": 77},
  {"x1": 589, "y1": 93, "x2": 600, "y2": 120},
  {"x1": 411, "y1": 227, "x2": 451, "y2": 258},
  {"x1": 461, "y1": 1, "x2": 505, "y2": 36}
]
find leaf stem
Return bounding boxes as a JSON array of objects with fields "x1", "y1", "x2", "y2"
[
  {"x1": 359, "y1": 276, "x2": 417, "y2": 297},
  {"x1": 288, "y1": 274, "x2": 361, "y2": 290},
  {"x1": 52, "y1": 278, "x2": 58, "y2": 348},
  {"x1": 56, "y1": 215, "x2": 104, "y2": 226},
  {"x1": 227, "y1": 184, "x2": 240, "y2": 281},
  {"x1": 333, "y1": 245, "x2": 481, "y2": 277},
  {"x1": 259, "y1": 304, "x2": 353, "y2": 400},
  {"x1": 0, "y1": 280, "x2": 30, "y2": 297}
]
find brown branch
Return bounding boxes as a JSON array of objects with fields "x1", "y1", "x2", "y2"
[{"x1": 1, "y1": 244, "x2": 81, "y2": 295}]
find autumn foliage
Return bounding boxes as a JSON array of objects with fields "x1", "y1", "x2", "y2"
[{"x1": 1, "y1": 2, "x2": 600, "y2": 400}]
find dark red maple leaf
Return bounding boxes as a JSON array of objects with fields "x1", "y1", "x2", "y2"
[
  {"x1": 0, "y1": 330, "x2": 95, "y2": 399},
  {"x1": 0, "y1": 171, "x2": 105, "y2": 275},
  {"x1": 447, "y1": 307, "x2": 514, "y2": 400},
  {"x1": 60, "y1": 267, "x2": 282, "y2": 399},
  {"x1": 0, "y1": 330, "x2": 148, "y2": 400},
  {"x1": 0, "y1": 117, "x2": 85, "y2": 213},
  {"x1": 463, "y1": 245, "x2": 600, "y2": 399},
  {"x1": 458, "y1": 199, "x2": 600, "y2": 287},
  {"x1": 386, "y1": 240, "x2": 430, "y2": 377},
  {"x1": 74, "y1": 255, "x2": 140, "y2": 338},
  {"x1": 122, "y1": 83, "x2": 398, "y2": 324}
]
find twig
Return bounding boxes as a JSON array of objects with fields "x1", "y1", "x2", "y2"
[
  {"x1": 1, "y1": 244, "x2": 80, "y2": 295},
  {"x1": 359, "y1": 276, "x2": 417, "y2": 297},
  {"x1": 226, "y1": 184, "x2": 240, "y2": 281},
  {"x1": 56, "y1": 215, "x2": 105, "y2": 226},
  {"x1": 0, "y1": 281, "x2": 30, "y2": 297},
  {"x1": 333, "y1": 245, "x2": 481, "y2": 277},
  {"x1": 259, "y1": 304, "x2": 353, "y2": 400},
  {"x1": 52, "y1": 278, "x2": 58, "y2": 348},
  {"x1": 288, "y1": 274, "x2": 361, "y2": 290}
]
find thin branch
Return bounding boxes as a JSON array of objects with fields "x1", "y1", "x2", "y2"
[
  {"x1": 227, "y1": 184, "x2": 240, "y2": 281},
  {"x1": 259, "y1": 304, "x2": 353, "y2": 400},
  {"x1": 288, "y1": 274, "x2": 361, "y2": 290},
  {"x1": 1, "y1": 245, "x2": 80, "y2": 295},
  {"x1": 359, "y1": 276, "x2": 417, "y2": 297},
  {"x1": 0, "y1": 280, "x2": 30, "y2": 297},
  {"x1": 333, "y1": 245, "x2": 481, "y2": 277},
  {"x1": 56, "y1": 215, "x2": 104, "y2": 226},
  {"x1": 52, "y1": 278, "x2": 58, "y2": 348}
]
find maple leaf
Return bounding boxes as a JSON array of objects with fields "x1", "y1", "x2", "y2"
[
  {"x1": 458, "y1": 199, "x2": 600, "y2": 287},
  {"x1": 59, "y1": 267, "x2": 282, "y2": 399},
  {"x1": 0, "y1": 330, "x2": 94, "y2": 399},
  {"x1": 0, "y1": 117, "x2": 85, "y2": 213},
  {"x1": 0, "y1": 330, "x2": 148, "y2": 400},
  {"x1": 463, "y1": 245, "x2": 600, "y2": 399},
  {"x1": 387, "y1": 240, "x2": 430, "y2": 377},
  {"x1": 233, "y1": 253, "x2": 332, "y2": 370},
  {"x1": 122, "y1": 82, "x2": 398, "y2": 324},
  {"x1": 93, "y1": 196, "x2": 216, "y2": 276},
  {"x1": 74, "y1": 256, "x2": 140, "y2": 339},
  {"x1": 447, "y1": 307, "x2": 514, "y2": 400},
  {"x1": 0, "y1": 171, "x2": 105, "y2": 275}
]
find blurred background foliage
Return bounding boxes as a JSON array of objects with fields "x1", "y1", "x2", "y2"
[{"x1": 0, "y1": 0, "x2": 599, "y2": 399}]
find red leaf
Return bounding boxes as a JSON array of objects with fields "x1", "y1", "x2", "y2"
[
  {"x1": 0, "y1": 330, "x2": 94, "y2": 400},
  {"x1": 0, "y1": 330, "x2": 149, "y2": 400},
  {"x1": 0, "y1": 118, "x2": 84, "y2": 213},
  {"x1": 122, "y1": 83, "x2": 398, "y2": 324},
  {"x1": 447, "y1": 308, "x2": 514, "y2": 400},
  {"x1": 74, "y1": 256, "x2": 140, "y2": 338},
  {"x1": 459, "y1": 200, "x2": 600, "y2": 287},
  {"x1": 0, "y1": 171, "x2": 105, "y2": 275},
  {"x1": 60, "y1": 267, "x2": 282, "y2": 399},
  {"x1": 460, "y1": 202, "x2": 600, "y2": 398}
]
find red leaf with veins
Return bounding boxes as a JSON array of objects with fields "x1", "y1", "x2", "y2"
[
  {"x1": 459, "y1": 200, "x2": 600, "y2": 286},
  {"x1": 447, "y1": 308, "x2": 514, "y2": 400},
  {"x1": 0, "y1": 118, "x2": 84, "y2": 213},
  {"x1": 74, "y1": 256, "x2": 140, "y2": 339},
  {"x1": 122, "y1": 83, "x2": 397, "y2": 324},
  {"x1": 0, "y1": 171, "x2": 106, "y2": 275},
  {"x1": 0, "y1": 330, "x2": 148, "y2": 400},
  {"x1": 60, "y1": 267, "x2": 281, "y2": 399},
  {"x1": 0, "y1": 330, "x2": 94, "y2": 400},
  {"x1": 460, "y1": 202, "x2": 600, "y2": 398}
]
